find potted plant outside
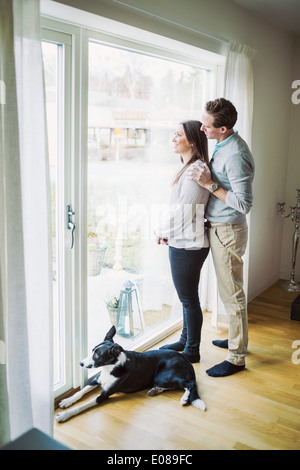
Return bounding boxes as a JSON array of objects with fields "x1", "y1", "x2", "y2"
[
  {"x1": 105, "y1": 295, "x2": 119, "y2": 327},
  {"x1": 88, "y1": 231, "x2": 107, "y2": 276}
]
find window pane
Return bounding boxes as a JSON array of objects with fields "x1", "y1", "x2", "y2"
[{"x1": 87, "y1": 41, "x2": 211, "y2": 351}]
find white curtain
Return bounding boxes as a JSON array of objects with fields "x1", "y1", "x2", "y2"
[
  {"x1": 0, "y1": 0, "x2": 53, "y2": 446},
  {"x1": 224, "y1": 41, "x2": 256, "y2": 148},
  {"x1": 202, "y1": 40, "x2": 256, "y2": 329}
]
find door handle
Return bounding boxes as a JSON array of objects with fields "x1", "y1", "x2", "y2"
[{"x1": 66, "y1": 205, "x2": 76, "y2": 249}]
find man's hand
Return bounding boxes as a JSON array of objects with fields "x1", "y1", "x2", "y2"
[
  {"x1": 186, "y1": 162, "x2": 213, "y2": 189},
  {"x1": 186, "y1": 162, "x2": 228, "y2": 203}
]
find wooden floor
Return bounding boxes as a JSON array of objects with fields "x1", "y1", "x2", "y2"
[{"x1": 54, "y1": 280, "x2": 300, "y2": 450}]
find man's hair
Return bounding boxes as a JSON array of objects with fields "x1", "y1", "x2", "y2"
[{"x1": 205, "y1": 98, "x2": 238, "y2": 129}]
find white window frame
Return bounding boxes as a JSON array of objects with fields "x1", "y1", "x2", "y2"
[
  {"x1": 42, "y1": 28, "x2": 75, "y2": 397},
  {"x1": 41, "y1": 8, "x2": 225, "y2": 395}
]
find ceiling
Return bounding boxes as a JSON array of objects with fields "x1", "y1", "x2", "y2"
[{"x1": 232, "y1": 0, "x2": 300, "y2": 35}]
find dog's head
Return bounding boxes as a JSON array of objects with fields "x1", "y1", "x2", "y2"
[{"x1": 80, "y1": 326, "x2": 124, "y2": 369}]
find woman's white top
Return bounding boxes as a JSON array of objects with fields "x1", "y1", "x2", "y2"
[{"x1": 155, "y1": 165, "x2": 210, "y2": 249}]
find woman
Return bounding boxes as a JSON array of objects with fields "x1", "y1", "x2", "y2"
[{"x1": 156, "y1": 120, "x2": 210, "y2": 363}]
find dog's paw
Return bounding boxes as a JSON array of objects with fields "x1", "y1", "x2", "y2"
[
  {"x1": 59, "y1": 397, "x2": 75, "y2": 409},
  {"x1": 180, "y1": 389, "x2": 190, "y2": 406},
  {"x1": 56, "y1": 410, "x2": 72, "y2": 423},
  {"x1": 147, "y1": 387, "x2": 164, "y2": 396}
]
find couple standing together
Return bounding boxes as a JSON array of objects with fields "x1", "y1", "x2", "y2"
[{"x1": 156, "y1": 98, "x2": 255, "y2": 377}]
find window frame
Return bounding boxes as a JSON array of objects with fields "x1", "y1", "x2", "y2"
[{"x1": 41, "y1": 28, "x2": 74, "y2": 397}]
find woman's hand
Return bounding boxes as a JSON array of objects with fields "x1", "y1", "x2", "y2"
[{"x1": 157, "y1": 237, "x2": 168, "y2": 245}]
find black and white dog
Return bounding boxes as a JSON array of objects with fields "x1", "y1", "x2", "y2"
[{"x1": 56, "y1": 326, "x2": 205, "y2": 422}]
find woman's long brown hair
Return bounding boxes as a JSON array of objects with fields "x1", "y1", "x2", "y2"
[{"x1": 173, "y1": 120, "x2": 209, "y2": 185}]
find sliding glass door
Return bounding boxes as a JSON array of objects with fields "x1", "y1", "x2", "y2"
[
  {"x1": 87, "y1": 40, "x2": 212, "y2": 352},
  {"x1": 42, "y1": 18, "x2": 221, "y2": 396}
]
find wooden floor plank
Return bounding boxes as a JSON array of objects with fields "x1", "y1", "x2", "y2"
[{"x1": 54, "y1": 280, "x2": 300, "y2": 450}]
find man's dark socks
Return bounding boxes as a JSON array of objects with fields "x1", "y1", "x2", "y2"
[
  {"x1": 159, "y1": 341, "x2": 185, "y2": 352},
  {"x1": 206, "y1": 360, "x2": 245, "y2": 377},
  {"x1": 212, "y1": 339, "x2": 228, "y2": 349}
]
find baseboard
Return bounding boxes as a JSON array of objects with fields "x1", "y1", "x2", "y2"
[
  {"x1": 248, "y1": 274, "x2": 280, "y2": 303},
  {"x1": 280, "y1": 271, "x2": 300, "y2": 283}
]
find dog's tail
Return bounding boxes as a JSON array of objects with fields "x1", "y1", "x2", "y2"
[{"x1": 180, "y1": 382, "x2": 206, "y2": 411}]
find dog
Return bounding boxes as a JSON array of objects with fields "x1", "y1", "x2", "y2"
[{"x1": 56, "y1": 326, "x2": 205, "y2": 422}]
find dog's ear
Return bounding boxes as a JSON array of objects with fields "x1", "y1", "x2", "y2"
[
  {"x1": 110, "y1": 344, "x2": 123, "y2": 357},
  {"x1": 104, "y1": 325, "x2": 116, "y2": 342}
]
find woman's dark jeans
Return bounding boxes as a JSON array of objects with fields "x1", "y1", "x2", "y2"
[{"x1": 169, "y1": 246, "x2": 209, "y2": 354}]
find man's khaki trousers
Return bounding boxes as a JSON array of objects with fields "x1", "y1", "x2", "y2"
[{"x1": 208, "y1": 222, "x2": 248, "y2": 366}]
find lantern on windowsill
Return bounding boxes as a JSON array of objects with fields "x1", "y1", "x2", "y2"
[{"x1": 116, "y1": 280, "x2": 144, "y2": 337}]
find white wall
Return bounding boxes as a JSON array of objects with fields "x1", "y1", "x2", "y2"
[
  {"x1": 51, "y1": 0, "x2": 298, "y2": 299},
  {"x1": 280, "y1": 37, "x2": 300, "y2": 282}
]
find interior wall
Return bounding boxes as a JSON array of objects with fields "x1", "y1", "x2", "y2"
[
  {"x1": 280, "y1": 37, "x2": 300, "y2": 282},
  {"x1": 50, "y1": 0, "x2": 297, "y2": 299}
]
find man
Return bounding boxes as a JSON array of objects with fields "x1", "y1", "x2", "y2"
[{"x1": 187, "y1": 98, "x2": 255, "y2": 377}]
